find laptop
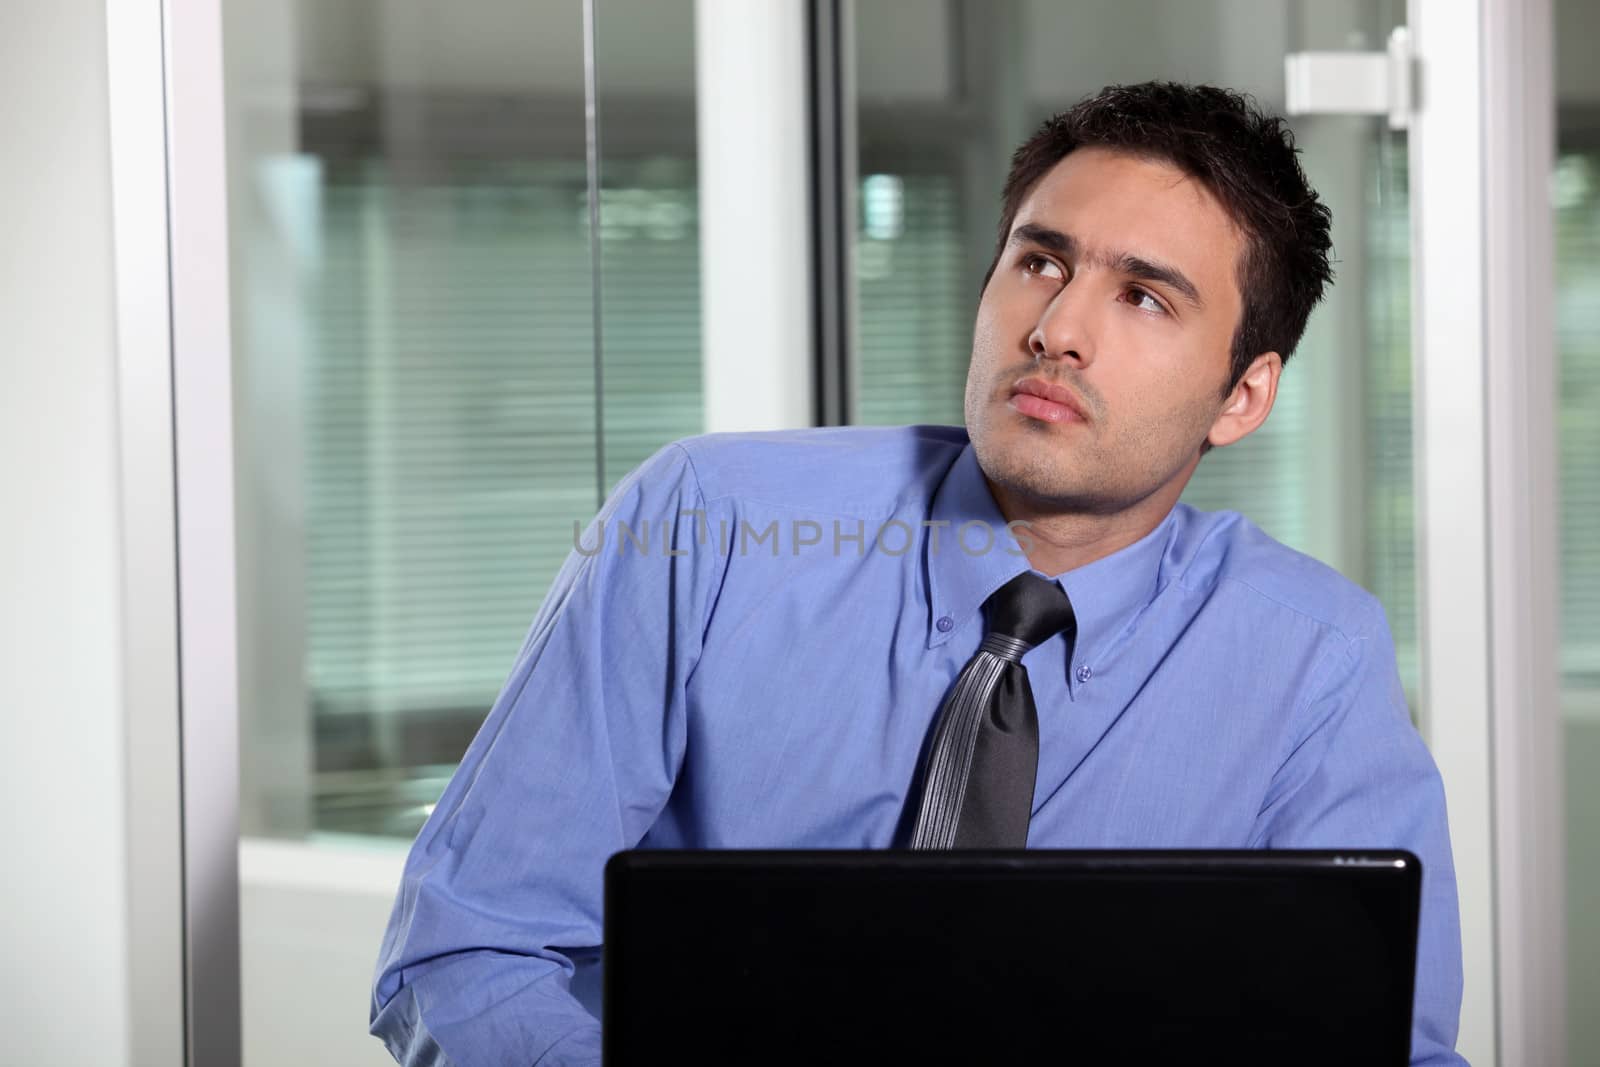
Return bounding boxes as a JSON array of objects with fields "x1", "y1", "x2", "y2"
[{"x1": 603, "y1": 849, "x2": 1421, "y2": 1065}]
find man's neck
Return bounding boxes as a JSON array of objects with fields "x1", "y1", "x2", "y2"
[{"x1": 986, "y1": 478, "x2": 1182, "y2": 578}]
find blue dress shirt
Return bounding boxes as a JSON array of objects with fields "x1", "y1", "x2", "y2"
[{"x1": 371, "y1": 424, "x2": 1465, "y2": 1066}]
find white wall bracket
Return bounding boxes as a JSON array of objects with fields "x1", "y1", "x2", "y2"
[{"x1": 1285, "y1": 26, "x2": 1414, "y2": 130}]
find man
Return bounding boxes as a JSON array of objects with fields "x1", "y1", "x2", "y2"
[{"x1": 371, "y1": 82, "x2": 1464, "y2": 1065}]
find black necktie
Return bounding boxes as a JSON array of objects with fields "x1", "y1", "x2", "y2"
[{"x1": 909, "y1": 571, "x2": 1077, "y2": 849}]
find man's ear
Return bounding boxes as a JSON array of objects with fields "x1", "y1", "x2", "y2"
[{"x1": 1206, "y1": 351, "x2": 1282, "y2": 449}]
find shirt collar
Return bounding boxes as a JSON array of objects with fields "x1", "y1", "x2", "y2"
[{"x1": 924, "y1": 439, "x2": 1180, "y2": 689}]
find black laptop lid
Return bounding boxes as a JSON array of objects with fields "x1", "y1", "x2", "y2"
[{"x1": 603, "y1": 849, "x2": 1421, "y2": 1065}]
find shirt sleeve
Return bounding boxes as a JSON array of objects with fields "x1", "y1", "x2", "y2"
[
  {"x1": 370, "y1": 442, "x2": 721, "y2": 1066},
  {"x1": 1248, "y1": 602, "x2": 1467, "y2": 1067}
]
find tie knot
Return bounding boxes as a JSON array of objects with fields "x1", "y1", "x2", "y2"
[{"x1": 982, "y1": 571, "x2": 1076, "y2": 655}]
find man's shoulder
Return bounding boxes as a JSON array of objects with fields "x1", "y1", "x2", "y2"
[
  {"x1": 1172, "y1": 504, "x2": 1388, "y2": 643},
  {"x1": 667, "y1": 424, "x2": 970, "y2": 515}
]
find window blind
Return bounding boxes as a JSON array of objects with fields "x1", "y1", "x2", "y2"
[
  {"x1": 308, "y1": 161, "x2": 600, "y2": 720},
  {"x1": 306, "y1": 156, "x2": 704, "y2": 727},
  {"x1": 596, "y1": 166, "x2": 705, "y2": 489},
  {"x1": 855, "y1": 172, "x2": 971, "y2": 426},
  {"x1": 1362, "y1": 142, "x2": 1419, "y2": 689}
]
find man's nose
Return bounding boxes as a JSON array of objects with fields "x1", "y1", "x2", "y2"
[{"x1": 1027, "y1": 281, "x2": 1095, "y2": 366}]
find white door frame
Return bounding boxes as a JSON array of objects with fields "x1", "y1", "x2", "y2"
[
  {"x1": 165, "y1": 0, "x2": 245, "y2": 1062},
  {"x1": 1477, "y1": 1, "x2": 1566, "y2": 1060},
  {"x1": 105, "y1": 1, "x2": 186, "y2": 1062},
  {"x1": 1409, "y1": 1, "x2": 1564, "y2": 1064},
  {"x1": 129, "y1": 1, "x2": 1566, "y2": 1063}
]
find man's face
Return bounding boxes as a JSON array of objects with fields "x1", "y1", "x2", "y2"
[{"x1": 964, "y1": 146, "x2": 1250, "y2": 516}]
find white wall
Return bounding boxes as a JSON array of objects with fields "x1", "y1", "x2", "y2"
[
  {"x1": 240, "y1": 841, "x2": 403, "y2": 1066},
  {"x1": 0, "y1": 2, "x2": 132, "y2": 1064}
]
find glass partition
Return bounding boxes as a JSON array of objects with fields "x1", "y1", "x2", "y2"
[
  {"x1": 222, "y1": 1, "x2": 702, "y2": 1063},
  {"x1": 230, "y1": 0, "x2": 601, "y2": 847},
  {"x1": 595, "y1": 0, "x2": 702, "y2": 488}
]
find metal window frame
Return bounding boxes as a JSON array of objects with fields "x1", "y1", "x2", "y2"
[{"x1": 808, "y1": 0, "x2": 856, "y2": 427}]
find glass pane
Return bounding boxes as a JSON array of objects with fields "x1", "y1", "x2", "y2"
[
  {"x1": 1363, "y1": 135, "x2": 1417, "y2": 692},
  {"x1": 850, "y1": 0, "x2": 1416, "y2": 692},
  {"x1": 223, "y1": 1, "x2": 607, "y2": 1063},
  {"x1": 595, "y1": 0, "x2": 703, "y2": 486},
  {"x1": 1556, "y1": 0, "x2": 1600, "y2": 1053},
  {"x1": 231, "y1": 1, "x2": 598, "y2": 846}
]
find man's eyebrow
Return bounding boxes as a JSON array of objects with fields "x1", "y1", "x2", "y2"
[
  {"x1": 1008, "y1": 222, "x2": 1205, "y2": 310},
  {"x1": 1114, "y1": 252, "x2": 1205, "y2": 310},
  {"x1": 1010, "y1": 222, "x2": 1075, "y2": 256}
]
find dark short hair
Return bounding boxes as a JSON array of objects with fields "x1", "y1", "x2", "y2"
[{"x1": 983, "y1": 81, "x2": 1334, "y2": 391}]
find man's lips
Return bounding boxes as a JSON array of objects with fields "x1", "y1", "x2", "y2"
[{"x1": 1007, "y1": 377, "x2": 1088, "y2": 424}]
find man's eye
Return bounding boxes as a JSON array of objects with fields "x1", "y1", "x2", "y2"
[
  {"x1": 1022, "y1": 254, "x2": 1065, "y2": 280},
  {"x1": 1126, "y1": 287, "x2": 1166, "y2": 314}
]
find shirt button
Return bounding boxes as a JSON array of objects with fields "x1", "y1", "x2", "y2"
[
  {"x1": 936, "y1": 615, "x2": 954, "y2": 633},
  {"x1": 1076, "y1": 665, "x2": 1093, "y2": 683}
]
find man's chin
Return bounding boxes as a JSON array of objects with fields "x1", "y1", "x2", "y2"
[{"x1": 974, "y1": 434, "x2": 1092, "y2": 506}]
